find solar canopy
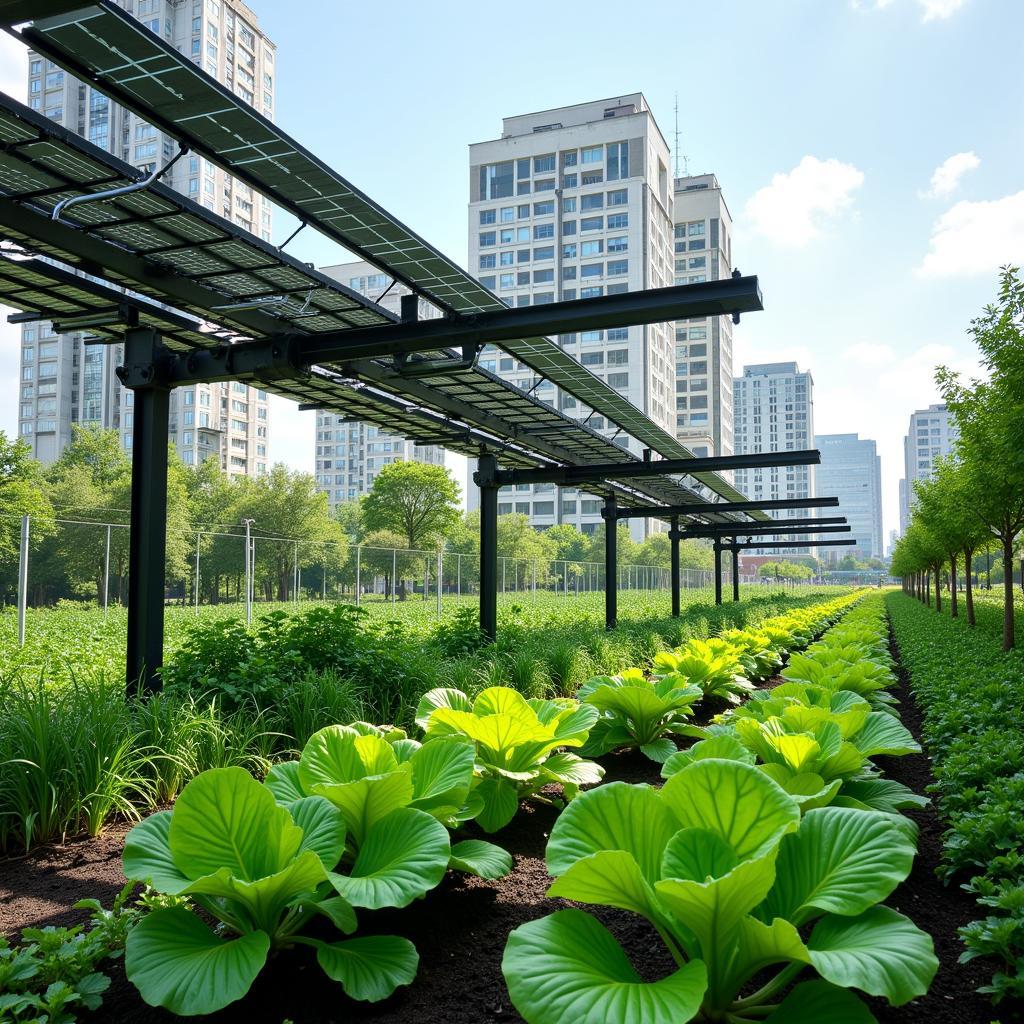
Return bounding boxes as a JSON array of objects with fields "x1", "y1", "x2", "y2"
[
  {"x1": 0, "y1": 89, "x2": 763, "y2": 520},
  {"x1": 1, "y1": 0, "x2": 766, "y2": 513}
]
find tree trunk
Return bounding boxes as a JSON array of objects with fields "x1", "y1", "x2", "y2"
[
  {"x1": 964, "y1": 547, "x2": 975, "y2": 626},
  {"x1": 1003, "y1": 534, "x2": 1015, "y2": 651},
  {"x1": 934, "y1": 565, "x2": 942, "y2": 612},
  {"x1": 948, "y1": 552, "x2": 958, "y2": 618}
]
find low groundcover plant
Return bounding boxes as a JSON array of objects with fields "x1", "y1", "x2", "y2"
[{"x1": 501, "y1": 757, "x2": 937, "y2": 1023}]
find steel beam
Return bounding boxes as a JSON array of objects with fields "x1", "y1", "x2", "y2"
[
  {"x1": 124, "y1": 328, "x2": 170, "y2": 693},
  {"x1": 732, "y1": 539, "x2": 856, "y2": 550},
  {"x1": 605, "y1": 495, "x2": 618, "y2": 630},
  {"x1": 731, "y1": 545, "x2": 740, "y2": 602},
  {"x1": 491, "y1": 450, "x2": 820, "y2": 488},
  {"x1": 683, "y1": 517, "x2": 848, "y2": 537},
  {"x1": 688, "y1": 524, "x2": 851, "y2": 540},
  {"x1": 670, "y1": 516, "x2": 681, "y2": 618},
  {"x1": 478, "y1": 453, "x2": 498, "y2": 643},
  {"x1": 714, "y1": 540, "x2": 723, "y2": 606},
  {"x1": 614, "y1": 496, "x2": 841, "y2": 520}
]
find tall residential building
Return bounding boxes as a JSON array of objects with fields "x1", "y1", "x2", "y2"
[
  {"x1": 899, "y1": 402, "x2": 959, "y2": 532},
  {"x1": 733, "y1": 362, "x2": 815, "y2": 554},
  {"x1": 313, "y1": 261, "x2": 444, "y2": 510},
  {"x1": 18, "y1": 0, "x2": 275, "y2": 476},
  {"x1": 672, "y1": 173, "x2": 734, "y2": 459},
  {"x1": 466, "y1": 94, "x2": 676, "y2": 539},
  {"x1": 815, "y1": 433, "x2": 883, "y2": 561}
]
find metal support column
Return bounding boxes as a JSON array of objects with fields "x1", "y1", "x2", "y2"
[
  {"x1": 669, "y1": 515, "x2": 681, "y2": 618},
  {"x1": 604, "y1": 495, "x2": 617, "y2": 630},
  {"x1": 17, "y1": 514, "x2": 29, "y2": 648},
  {"x1": 713, "y1": 539, "x2": 723, "y2": 606},
  {"x1": 731, "y1": 544, "x2": 740, "y2": 602},
  {"x1": 122, "y1": 328, "x2": 170, "y2": 693},
  {"x1": 477, "y1": 453, "x2": 499, "y2": 643}
]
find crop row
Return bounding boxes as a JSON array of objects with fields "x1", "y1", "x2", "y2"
[
  {"x1": 0, "y1": 590, "x2": 844, "y2": 855},
  {"x1": 887, "y1": 591, "x2": 1024, "y2": 1005},
  {"x1": 5, "y1": 589, "x2": 939, "y2": 1022}
]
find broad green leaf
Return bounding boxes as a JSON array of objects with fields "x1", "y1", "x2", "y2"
[
  {"x1": 761, "y1": 807, "x2": 915, "y2": 925},
  {"x1": 720, "y1": 915, "x2": 810, "y2": 996},
  {"x1": 310, "y1": 770, "x2": 414, "y2": 848},
  {"x1": 837, "y1": 778, "x2": 928, "y2": 813},
  {"x1": 655, "y1": 850, "x2": 779, "y2": 951},
  {"x1": 312, "y1": 895, "x2": 357, "y2": 934},
  {"x1": 547, "y1": 782, "x2": 678, "y2": 882},
  {"x1": 759, "y1": 766, "x2": 842, "y2": 809},
  {"x1": 540, "y1": 751, "x2": 604, "y2": 787},
  {"x1": 299, "y1": 727, "x2": 399, "y2": 792},
  {"x1": 287, "y1": 796, "x2": 346, "y2": 871},
  {"x1": 314, "y1": 935, "x2": 418, "y2": 1002},
  {"x1": 406, "y1": 738, "x2": 475, "y2": 814},
  {"x1": 661, "y1": 734, "x2": 754, "y2": 778},
  {"x1": 169, "y1": 767, "x2": 301, "y2": 881},
  {"x1": 660, "y1": 827, "x2": 737, "y2": 881},
  {"x1": 474, "y1": 775, "x2": 521, "y2": 833},
  {"x1": 475, "y1": 685, "x2": 535, "y2": 718},
  {"x1": 661, "y1": 759, "x2": 800, "y2": 861},
  {"x1": 583, "y1": 683, "x2": 670, "y2": 725},
  {"x1": 549, "y1": 850, "x2": 663, "y2": 921},
  {"x1": 545, "y1": 700, "x2": 602, "y2": 746},
  {"x1": 390, "y1": 738, "x2": 421, "y2": 763},
  {"x1": 850, "y1": 713, "x2": 920, "y2": 757},
  {"x1": 123, "y1": 810, "x2": 189, "y2": 892},
  {"x1": 125, "y1": 907, "x2": 269, "y2": 1016},
  {"x1": 264, "y1": 760, "x2": 306, "y2": 802},
  {"x1": 449, "y1": 839, "x2": 513, "y2": 879},
  {"x1": 639, "y1": 738, "x2": 678, "y2": 763},
  {"x1": 502, "y1": 909, "x2": 707, "y2": 1024},
  {"x1": 808, "y1": 906, "x2": 938, "y2": 1005},
  {"x1": 329, "y1": 808, "x2": 449, "y2": 909},
  {"x1": 765, "y1": 980, "x2": 878, "y2": 1023},
  {"x1": 415, "y1": 686, "x2": 473, "y2": 732},
  {"x1": 430, "y1": 709, "x2": 551, "y2": 763}
]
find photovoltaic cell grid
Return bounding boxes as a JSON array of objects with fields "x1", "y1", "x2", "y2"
[{"x1": 4, "y1": 1, "x2": 765, "y2": 515}]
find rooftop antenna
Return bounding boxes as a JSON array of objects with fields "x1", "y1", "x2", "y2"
[{"x1": 673, "y1": 94, "x2": 689, "y2": 179}]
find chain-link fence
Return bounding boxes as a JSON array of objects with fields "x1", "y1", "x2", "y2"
[{"x1": 7, "y1": 513, "x2": 828, "y2": 645}]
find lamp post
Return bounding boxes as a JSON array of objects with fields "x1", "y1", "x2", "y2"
[{"x1": 241, "y1": 518, "x2": 255, "y2": 624}]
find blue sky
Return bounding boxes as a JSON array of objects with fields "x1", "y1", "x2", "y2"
[{"x1": 2, "y1": 0, "x2": 1022, "y2": 540}]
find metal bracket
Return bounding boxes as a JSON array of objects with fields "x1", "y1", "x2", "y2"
[{"x1": 392, "y1": 341, "x2": 481, "y2": 378}]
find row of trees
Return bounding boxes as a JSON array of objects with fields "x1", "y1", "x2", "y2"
[
  {"x1": 0, "y1": 429, "x2": 718, "y2": 607},
  {"x1": 892, "y1": 267, "x2": 1024, "y2": 650}
]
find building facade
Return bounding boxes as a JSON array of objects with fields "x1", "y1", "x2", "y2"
[
  {"x1": 313, "y1": 261, "x2": 445, "y2": 510},
  {"x1": 466, "y1": 94, "x2": 676, "y2": 538},
  {"x1": 898, "y1": 402, "x2": 959, "y2": 533},
  {"x1": 733, "y1": 362, "x2": 815, "y2": 554},
  {"x1": 672, "y1": 173, "x2": 734, "y2": 459},
  {"x1": 18, "y1": 0, "x2": 275, "y2": 476},
  {"x1": 815, "y1": 433, "x2": 883, "y2": 561}
]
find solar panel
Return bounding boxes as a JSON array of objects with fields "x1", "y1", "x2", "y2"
[{"x1": 2, "y1": 2, "x2": 765, "y2": 515}]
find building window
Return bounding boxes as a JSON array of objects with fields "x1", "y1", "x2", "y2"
[
  {"x1": 607, "y1": 188, "x2": 628, "y2": 206},
  {"x1": 533, "y1": 154, "x2": 555, "y2": 173},
  {"x1": 607, "y1": 259, "x2": 628, "y2": 276},
  {"x1": 607, "y1": 212, "x2": 628, "y2": 229},
  {"x1": 480, "y1": 161, "x2": 514, "y2": 199},
  {"x1": 533, "y1": 268, "x2": 554, "y2": 283},
  {"x1": 580, "y1": 193, "x2": 604, "y2": 211},
  {"x1": 480, "y1": 209, "x2": 496, "y2": 225},
  {"x1": 581, "y1": 263, "x2": 603, "y2": 278},
  {"x1": 479, "y1": 231, "x2": 496, "y2": 246},
  {"x1": 533, "y1": 245, "x2": 554, "y2": 260},
  {"x1": 607, "y1": 141, "x2": 629, "y2": 180},
  {"x1": 533, "y1": 200, "x2": 554, "y2": 216},
  {"x1": 563, "y1": 150, "x2": 578, "y2": 166},
  {"x1": 533, "y1": 223, "x2": 554, "y2": 240},
  {"x1": 581, "y1": 240, "x2": 603, "y2": 257},
  {"x1": 479, "y1": 254, "x2": 496, "y2": 269},
  {"x1": 581, "y1": 146, "x2": 603, "y2": 164}
]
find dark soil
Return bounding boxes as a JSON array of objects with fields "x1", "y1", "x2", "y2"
[{"x1": 0, "y1": 637, "x2": 1013, "y2": 1024}]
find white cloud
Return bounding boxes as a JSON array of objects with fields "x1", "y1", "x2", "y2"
[
  {"x1": 744, "y1": 157, "x2": 865, "y2": 247},
  {"x1": 921, "y1": 151, "x2": 979, "y2": 198},
  {"x1": 917, "y1": 191, "x2": 1024, "y2": 277},
  {"x1": 0, "y1": 33, "x2": 27, "y2": 101},
  {"x1": 918, "y1": 0, "x2": 967, "y2": 20}
]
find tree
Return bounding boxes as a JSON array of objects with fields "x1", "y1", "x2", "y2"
[
  {"x1": 545, "y1": 523, "x2": 590, "y2": 564},
  {"x1": 358, "y1": 529, "x2": 415, "y2": 598},
  {"x1": 497, "y1": 513, "x2": 557, "y2": 589},
  {"x1": 362, "y1": 462, "x2": 461, "y2": 553},
  {"x1": 0, "y1": 433, "x2": 54, "y2": 605},
  {"x1": 757, "y1": 561, "x2": 812, "y2": 582}
]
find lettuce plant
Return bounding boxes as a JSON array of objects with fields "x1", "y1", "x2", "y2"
[
  {"x1": 652, "y1": 638, "x2": 754, "y2": 703},
  {"x1": 264, "y1": 722, "x2": 511, "y2": 879},
  {"x1": 718, "y1": 627, "x2": 784, "y2": 681},
  {"x1": 122, "y1": 766, "x2": 452, "y2": 1015},
  {"x1": 415, "y1": 686, "x2": 602, "y2": 832},
  {"x1": 576, "y1": 668, "x2": 702, "y2": 762},
  {"x1": 502, "y1": 759, "x2": 937, "y2": 1023}
]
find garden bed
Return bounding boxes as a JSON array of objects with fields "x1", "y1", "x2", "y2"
[{"x1": 0, "y1": 623, "x2": 1007, "y2": 1024}]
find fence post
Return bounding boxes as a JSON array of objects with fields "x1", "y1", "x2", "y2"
[
  {"x1": 17, "y1": 514, "x2": 29, "y2": 648},
  {"x1": 242, "y1": 520, "x2": 254, "y2": 624},
  {"x1": 355, "y1": 545, "x2": 361, "y2": 606},
  {"x1": 193, "y1": 531, "x2": 199, "y2": 614},
  {"x1": 103, "y1": 523, "x2": 112, "y2": 616},
  {"x1": 391, "y1": 548, "x2": 396, "y2": 607},
  {"x1": 436, "y1": 550, "x2": 442, "y2": 619},
  {"x1": 293, "y1": 541, "x2": 298, "y2": 604},
  {"x1": 457, "y1": 552, "x2": 462, "y2": 600}
]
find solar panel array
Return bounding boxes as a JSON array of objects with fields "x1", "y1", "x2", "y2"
[{"x1": 5, "y1": 1, "x2": 765, "y2": 511}]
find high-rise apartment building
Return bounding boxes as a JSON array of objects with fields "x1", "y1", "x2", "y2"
[
  {"x1": 733, "y1": 362, "x2": 815, "y2": 553},
  {"x1": 815, "y1": 433, "x2": 883, "y2": 561},
  {"x1": 899, "y1": 403, "x2": 959, "y2": 533},
  {"x1": 18, "y1": 0, "x2": 275, "y2": 476},
  {"x1": 466, "y1": 94, "x2": 676, "y2": 538},
  {"x1": 313, "y1": 261, "x2": 445, "y2": 510},
  {"x1": 672, "y1": 173, "x2": 734, "y2": 459}
]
